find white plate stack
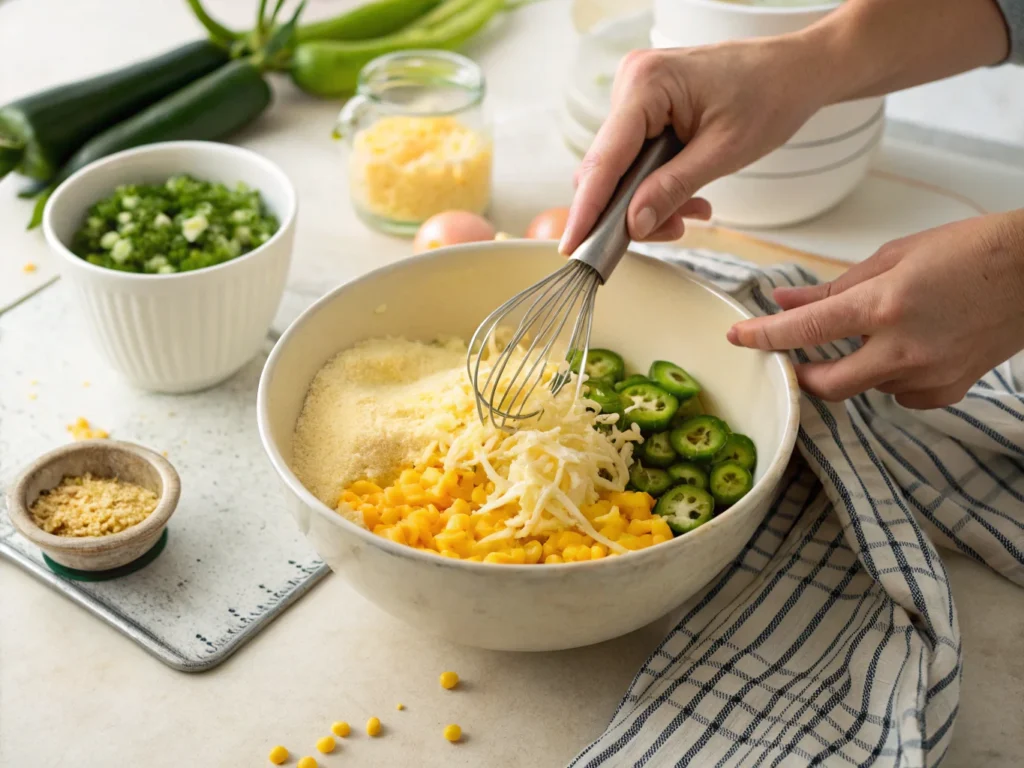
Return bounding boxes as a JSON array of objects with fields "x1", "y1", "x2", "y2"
[{"x1": 562, "y1": 2, "x2": 885, "y2": 228}]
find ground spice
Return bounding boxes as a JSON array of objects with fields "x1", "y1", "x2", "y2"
[{"x1": 30, "y1": 473, "x2": 158, "y2": 537}]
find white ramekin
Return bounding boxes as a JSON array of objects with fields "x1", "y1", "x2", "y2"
[{"x1": 43, "y1": 141, "x2": 297, "y2": 394}]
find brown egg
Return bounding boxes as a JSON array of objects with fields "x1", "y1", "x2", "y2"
[
  {"x1": 525, "y1": 207, "x2": 571, "y2": 240},
  {"x1": 413, "y1": 211, "x2": 496, "y2": 254}
]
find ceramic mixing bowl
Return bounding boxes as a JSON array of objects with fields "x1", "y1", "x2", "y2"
[{"x1": 257, "y1": 241, "x2": 799, "y2": 651}]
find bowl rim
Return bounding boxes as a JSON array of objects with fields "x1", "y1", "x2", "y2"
[
  {"x1": 257, "y1": 240, "x2": 801, "y2": 575},
  {"x1": 5, "y1": 439, "x2": 181, "y2": 553},
  {"x1": 41, "y1": 140, "x2": 298, "y2": 283},
  {"x1": 655, "y1": 0, "x2": 841, "y2": 16}
]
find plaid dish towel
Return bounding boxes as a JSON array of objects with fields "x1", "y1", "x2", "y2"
[{"x1": 571, "y1": 246, "x2": 1024, "y2": 768}]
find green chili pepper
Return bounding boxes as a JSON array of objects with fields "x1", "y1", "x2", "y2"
[
  {"x1": 654, "y1": 486, "x2": 715, "y2": 534},
  {"x1": 669, "y1": 415, "x2": 730, "y2": 462},
  {"x1": 297, "y1": 0, "x2": 443, "y2": 42},
  {"x1": 640, "y1": 432, "x2": 677, "y2": 468},
  {"x1": 709, "y1": 461, "x2": 754, "y2": 507},
  {"x1": 619, "y1": 383, "x2": 679, "y2": 433},
  {"x1": 667, "y1": 462, "x2": 709, "y2": 490},
  {"x1": 290, "y1": 0, "x2": 506, "y2": 98},
  {"x1": 628, "y1": 463, "x2": 673, "y2": 497},
  {"x1": 712, "y1": 433, "x2": 757, "y2": 472}
]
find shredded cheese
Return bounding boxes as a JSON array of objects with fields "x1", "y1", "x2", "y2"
[{"x1": 349, "y1": 116, "x2": 492, "y2": 222}]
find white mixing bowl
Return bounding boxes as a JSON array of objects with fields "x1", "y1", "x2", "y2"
[{"x1": 257, "y1": 241, "x2": 800, "y2": 651}]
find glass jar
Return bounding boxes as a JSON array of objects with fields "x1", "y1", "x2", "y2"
[{"x1": 334, "y1": 50, "x2": 493, "y2": 236}]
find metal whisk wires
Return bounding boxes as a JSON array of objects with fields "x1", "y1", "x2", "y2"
[
  {"x1": 467, "y1": 259, "x2": 600, "y2": 430},
  {"x1": 466, "y1": 132, "x2": 684, "y2": 430}
]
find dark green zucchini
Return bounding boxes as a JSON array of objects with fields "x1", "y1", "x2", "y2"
[
  {"x1": 29, "y1": 60, "x2": 272, "y2": 229},
  {"x1": 0, "y1": 40, "x2": 229, "y2": 183}
]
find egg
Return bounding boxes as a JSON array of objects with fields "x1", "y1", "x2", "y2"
[
  {"x1": 525, "y1": 207, "x2": 570, "y2": 240},
  {"x1": 413, "y1": 211, "x2": 496, "y2": 254}
]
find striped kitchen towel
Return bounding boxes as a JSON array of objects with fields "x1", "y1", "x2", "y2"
[{"x1": 571, "y1": 246, "x2": 1024, "y2": 768}]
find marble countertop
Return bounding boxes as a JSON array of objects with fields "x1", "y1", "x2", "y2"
[{"x1": 1, "y1": 1, "x2": 1022, "y2": 766}]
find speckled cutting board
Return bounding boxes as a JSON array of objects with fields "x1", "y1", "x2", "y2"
[{"x1": 0, "y1": 282, "x2": 328, "y2": 672}]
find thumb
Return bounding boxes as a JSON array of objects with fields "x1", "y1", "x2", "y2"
[{"x1": 626, "y1": 133, "x2": 723, "y2": 240}]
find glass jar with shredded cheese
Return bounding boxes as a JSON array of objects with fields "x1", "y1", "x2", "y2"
[{"x1": 334, "y1": 51, "x2": 492, "y2": 235}]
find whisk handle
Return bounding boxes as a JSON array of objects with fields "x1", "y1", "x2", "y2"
[{"x1": 570, "y1": 131, "x2": 685, "y2": 283}]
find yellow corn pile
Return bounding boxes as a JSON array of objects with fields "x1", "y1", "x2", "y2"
[{"x1": 337, "y1": 458, "x2": 673, "y2": 565}]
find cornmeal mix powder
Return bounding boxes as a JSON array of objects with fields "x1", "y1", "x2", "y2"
[{"x1": 30, "y1": 473, "x2": 158, "y2": 537}]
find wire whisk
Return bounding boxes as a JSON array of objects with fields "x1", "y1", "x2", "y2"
[{"x1": 468, "y1": 132, "x2": 684, "y2": 430}]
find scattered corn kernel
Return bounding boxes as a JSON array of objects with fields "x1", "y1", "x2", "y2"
[
  {"x1": 22, "y1": 262, "x2": 37, "y2": 273},
  {"x1": 268, "y1": 745, "x2": 289, "y2": 765},
  {"x1": 67, "y1": 417, "x2": 108, "y2": 440},
  {"x1": 316, "y1": 736, "x2": 335, "y2": 754},
  {"x1": 366, "y1": 716, "x2": 382, "y2": 736},
  {"x1": 297, "y1": 758, "x2": 317, "y2": 768},
  {"x1": 331, "y1": 721, "x2": 350, "y2": 738},
  {"x1": 444, "y1": 724, "x2": 462, "y2": 743},
  {"x1": 439, "y1": 671, "x2": 459, "y2": 690},
  {"x1": 396, "y1": 703, "x2": 405, "y2": 711}
]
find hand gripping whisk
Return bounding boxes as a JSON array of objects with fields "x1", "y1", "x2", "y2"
[{"x1": 467, "y1": 132, "x2": 684, "y2": 429}]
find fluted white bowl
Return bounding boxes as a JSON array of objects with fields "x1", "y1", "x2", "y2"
[{"x1": 43, "y1": 141, "x2": 297, "y2": 393}]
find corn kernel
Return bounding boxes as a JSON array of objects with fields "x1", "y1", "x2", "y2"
[
  {"x1": 399, "y1": 469, "x2": 421, "y2": 485},
  {"x1": 366, "y1": 716, "x2": 382, "y2": 736},
  {"x1": 651, "y1": 518, "x2": 673, "y2": 539},
  {"x1": 316, "y1": 736, "x2": 335, "y2": 754},
  {"x1": 524, "y1": 540, "x2": 543, "y2": 564},
  {"x1": 509, "y1": 547, "x2": 527, "y2": 564},
  {"x1": 652, "y1": 534, "x2": 671, "y2": 545},
  {"x1": 439, "y1": 671, "x2": 459, "y2": 689},
  {"x1": 331, "y1": 721, "x2": 350, "y2": 738},
  {"x1": 484, "y1": 552, "x2": 513, "y2": 564},
  {"x1": 627, "y1": 519, "x2": 653, "y2": 536},
  {"x1": 591, "y1": 544, "x2": 607, "y2": 559},
  {"x1": 542, "y1": 539, "x2": 558, "y2": 558},
  {"x1": 350, "y1": 480, "x2": 382, "y2": 495},
  {"x1": 617, "y1": 533, "x2": 640, "y2": 550},
  {"x1": 636, "y1": 533, "x2": 654, "y2": 549},
  {"x1": 396, "y1": 702, "x2": 405, "y2": 710},
  {"x1": 268, "y1": 745, "x2": 289, "y2": 765},
  {"x1": 361, "y1": 507, "x2": 381, "y2": 529},
  {"x1": 440, "y1": 549, "x2": 461, "y2": 559},
  {"x1": 444, "y1": 724, "x2": 462, "y2": 743},
  {"x1": 574, "y1": 545, "x2": 592, "y2": 562},
  {"x1": 297, "y1": 758, "x2": 317, "y2": 768},
  {"x1": 544, "y1": 554, "x2": 563, "y2": 564},
  {"x1": 446, "y1": 513, "x2": 471, "y2": 532},
  {"x1": 471, "y1": 486, "x2": 488, "y2": 505},
  {"x1": 385, "y1": 526, "x2": 407, "y2": 545},
  {"x1": 381, "y1": 507, "x2": 402, "y2": 525}
]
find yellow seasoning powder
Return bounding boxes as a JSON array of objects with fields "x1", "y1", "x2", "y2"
[
  {"x1": 349, "y1": 115, "x2": 492, "y2": 222},
  {"x1": 30, "y1": 473, "x2": 158, "y2": 537}
]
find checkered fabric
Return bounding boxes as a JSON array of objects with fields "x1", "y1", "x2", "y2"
[{"x1": 570, "y1": 247, "x2": 1024, "y2": 768}]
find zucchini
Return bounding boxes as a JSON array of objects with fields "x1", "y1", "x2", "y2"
[
  {"x1": 0, "y1": 40, "x2": 229, "y2": 183},
  {"x1": 30, "y1": 60, "x2": 272, "y2": 229}
]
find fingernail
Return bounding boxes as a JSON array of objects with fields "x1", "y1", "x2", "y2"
[
  {"x1": 726, "y1": 327, "x2": 739, "y2": 345},
  {"x1": 633, "y1": 207, "x2": 657, "y2": 240}
]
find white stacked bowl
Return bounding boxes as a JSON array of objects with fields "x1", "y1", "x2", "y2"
[{"x1": 650, "y1": 0, "x2": 884, "y2": 228}]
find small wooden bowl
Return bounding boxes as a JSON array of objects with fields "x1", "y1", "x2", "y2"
[{"x1": 6, "y1": 440, "x2": 180, "y2": 572}]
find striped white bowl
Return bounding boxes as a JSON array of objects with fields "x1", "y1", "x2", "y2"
[{"x1": 43, "y1": 141, "x2": 297, "y2": 393}]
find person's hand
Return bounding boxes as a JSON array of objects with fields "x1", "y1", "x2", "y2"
[
  {"x1": 727, "y1": 212, "x2": 1024, "y2": 408},
  {"x1": 559, "y1": 38, "x2": 828, "y2": 254}
]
